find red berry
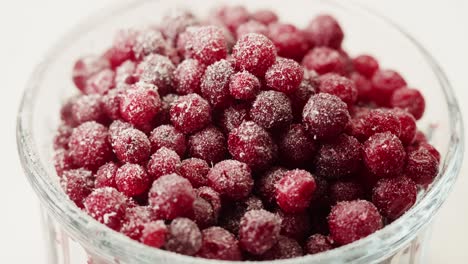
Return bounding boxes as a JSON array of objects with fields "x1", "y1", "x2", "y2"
[
  {"x1": 239, "y1": 209, "x2": 282, "y2": 255},
  {"x1": 315, "y1": 134, "x2": 362, "y2": 179},
  {"x1": 268, "y1": 23, "x2": 309, "y2": 61},
  {"x1": 60, "y1": 168, "x2": 94, "y2": 208},
  {"x1": 350, "y1": 72, "x2": 373, "y2": 102},
  {"x1": 259, "y1": 236, "x2": 303, "y2": 260},
  {"x1": 418, "y1": 142, "x2": 441, "y2": 162},
  {"x1": 179, "y1": 158, "x2": 209, "y2": 188},
  {"x1": 60, "y1": 96, "x2": 79, "y2": 126},
  {"x1": 95, "y1": 162, "x2": 119, "y2": 189},
  {"x1": 214, "y1": 5, "x2": 250, "y2": 33},
  {"x1": 197, "y1": 227, "x2": 242, "y2": 260},
  {"x1": 188, "y1": 126, "x2": 227, "y2": 164},
  {"x1": 147, "y1": 147, "x2": 181, "y2": 179},
  {"x1": 363, "y1": 132, "x2": 406, "y2": 178},
  {"x1": 207, "y1": 160, "x2": 253, "y2": 200},
  {"x1": 72, "y1": 55, "x2": 110, "y2": 93},
  {"x1": 54, "y1": 124, "x2": 73, "y2": 150},
  {"x1": 360, "y1": 109, "x2": 402, "y2": 140},
  {"x1": 302, "y1": 47, "x2": 346, "y2": 75},
  {"x1": 135, "y1": 54, "x2": 175, "y2": 96},
  {"x1": 190, "y1": 197, "x2": 216, "y2": 228},
  {"x1": 305, "y1": 234, "x2": 334, "y2": 254},
  {"x1": 251, "y1": 9, "x2": 278, "y2": 25},
  {"x1": 257, "y1": 167, "x2": 287, "y2": 205},
  {"x1": 328, "y1": 200, "x2": 383, "y2": 245},
  {"x1": 54, "y1": 149, "x2": 76, "y2": 177},
  {"x1": 102, "y1": 87, "x2": 124, "y2": 120},
  {"x1": 229, "y1": 71, "x2": 260, "y2": 100},
  {"x1": 170, "y1": 93, "x2": 212, "y2": 134},
  {"x1": 218, "y1": 103, "x2": 250, "y2": 133},
  {"x1": 353, "y1": 55, "x2": 379, "y2": 78},
  {"x1": 108, "y1": 120, "x2": 133, "y2": 144},
  {"x1": 372, "y1": 177, "x2": 417, "y2": 220},
  {"x1": 149, "y1": 125, "x2": 186, "y2": 156},
  {"x1": 185, "y1": 26, "x2": 228, "y2": 65},
  {"x1": 329, "y1": 180, "x2": 364, "y2": 204},
  {"x1": 115, "y1": 164, "x2": 151, "y2": 197},
  {"x1": 393, "y1": 108, "x2": 416, "y2": 145},
  {"x1": 86, "y1": 69, "x2": 115, "y2": 95},
  {"x1": 68, "y1": 122, "x2": 112, "y2": 170},
  {"x1": 119, "y1": 82, "x2": 161, "y2": 127},
  {"x1": 140, "y1": 220, "x2": 168, "y2": 248},
  {"x1": 304, "y1": 14, "x2": 344, "y2": 49},
  {"x1": 120, "y1": 206, "x2": 154, "y2": 240},
  {"x1": 275, "y1": 169, "x2": 316, "y2": 213},
  {"x1": 232, "y1": 33, "x2": 276, "y2": 77},
  {"x1": 236, "y1": 20, "x2": 268, "y2": 38},
  {"x1": 196, "y1": 186, "x2": 222, "y2": 219},
  {"x1": 84, "y1": 187, "x2": 129, "y2": 230},
  {"x1": 112, "y1": 128, "x2": 151, "y2": 164},
  {"x1": 370, "y1": 69, "x2": 406, "y2": 106},
  {"x1": 115, "y1": 60, "x2": 137, "y2": 85},
  {"x1": 289, "y1": 70, "x2": 318, "y2": 120},
  {"x1": 105, "y1": 29, "x2": 138, "y2": 68},
  {"x1": 250, "y1": 90, "x2": 293, "y2": 130},
  {"x1": 405, "y1": 148, "x2": 439, "y2": 186},
  {"x1": 275, "y1": 209, "x2": 311, "y2": 241},
  {"x1": 165, "y1": 218, "x2": 202, "y2": 256},
  {"x1": 390, "y1": 88, "x2": 425, "y2": 120},
  {"x1": 278, "y1": 124, "x2": 316, "y2": 167},
  {"x1": 318, "y1": 73, "x2": 358, "y2": 108},
  {"x1": 160, "y1": 9, "x2": 198, "y2": 44},
  {"x1": 148, "y1": 174, "x2": 195, "y2": 220},
  {"x1": 155, "y1": 93, "x2": 179, "y2": 126},
  {"x1": 174, "y1": 59, "x2": 206, "y2": 95},
  {"x1": 71, "y1": 94, "x2": 107, "y2": 125},
  {"x1": 228, "y1": 121, "x2": 277, "y2": 170},
  {"x1": 265, "y1": 58, "x2": 304, "y2": 94},
  {"x1": 132, "y1": 28, "x2": 168, "y2": 60},
  {"x1": 219, "y1": 196, "x2": 264, "y2": 235},
  {"x1": 200, "y1": 59, "x2": 235, "y2": 108},
  {"x1": 302, "y1": 93, "x2": 350, "y2": 140}
]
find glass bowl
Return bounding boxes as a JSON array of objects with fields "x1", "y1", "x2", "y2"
[{"x1": 16, "y1": 0, "x2": 464, "y2": 263}]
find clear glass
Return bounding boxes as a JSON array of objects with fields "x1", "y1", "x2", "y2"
[{"x1": 16, "y1": 0, "x2": 464, "y2": 263}]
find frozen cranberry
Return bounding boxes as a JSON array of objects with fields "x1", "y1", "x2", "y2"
[
  {"x1": 54, "y1": 149, "x2": 76, "y2": 177},
  {"x1": 184, "y1": 26, "x2": 228, "y2": 65},
  {"x1": 101, "y1": 87, "x2": 124, "y2": 120},
  {"x1": 68, "y1": 122, "x2": 112, "y2": 170},
  {"x1": 418, "y1": 142, "x2": 441, "y2": 162},
  {"x1": 268, "y1": 23, "x2": 309, "y2": 61},
  {"x1": 219, "y1": 196, "x2": 264, "y2": 235},
  {"x1": 149, "y1": 174, "x2": 195, "y2": 219},
  {"x1": 305, "y1": 234, "x2": 334, "y2": 254},
  {"x1": 200, "y1": 59, "x2": 234, "y2": 108},
  {"x1": 319, "y1": 73, "x2": 358, "y2": 108},
  {"x1": 86, "y1": 69, "x2": 115, "y2": 95},
  {"x1": 105, "y1": 29, "x2": 138, "y2": 68},
  {"x1": 95, "y1": 162, "x2": 119, "y2": 189},
  {"x1": 228, "y1": 121, "x2": 277, "y2": 170},
  {"x1": 155, "y1": 93, "x2": 179, "y2": 126},
  {"x1": 239, "y1": 209, "x2": 281, "y2": 255},
  {"x1": 275, "y1": 209, "x2": 311, "y2": 241},
  {"x1": 302, "y1": 47, "x2": 346, "y2": 75},
  {"x1": 236, "y1": 20, "x2": 268, "y2": 38},
  {"x1": 179, "y1": 158, "x2": 209, "y2": 187},
  {"x1": 218, "y1": 103, "x2": 250, "y2": 133},
  {"x1": 232, "y1": 33, "x2": 276, "y2": 77},
  {"x1": 196, "y1": 186, "x2": 222, "y2": 219},
  {"x1": 115, "y1": 164, "x2": 151, "y2": 197},
  {"x1": 252, "y1": 9, "x2": 278, "y2": 25},
  {"x1": 160, "y1": 9, "x2": 198, "y2": 44},
  {"x1": 350, "y1": 72, "x2": 373, "y2": 102},
  {"x1": 72, "y1": 55, "x2": 110, "y2": 93},
  {"x1": 315, "y1": 134, "x2": 362, "y2": 179},
  {"x1": 328, "y1": 200, "x2": 383, "y2": 245},
  {"x1": 135, "y1": 54, "x2": 175, "y2": 96},
  {"x1": 302, "y1": 93, "x2": 350, "y2": 140},
  {"x1": 60, "y1": 96, "x2": 79, "y2": 126},
  {"x1": 84, "y1": 187, "x2": 129, "y2": 230},
  {"x1": 405, "y1": 148, "x2": 439, "y2": 186},
  {"x1": 170, "y1": 93, "x2": 212, "y2": 134},
  {"x1": 390, "y1": 88, "x2": 426, "y2": 120},
  {"x1": 278, "y1": 124, "x2": 316, "y2": 167},
  {"x1": 197, "y1": 227, "x2": 242, "y2": 260},
  {"x1": 353, "y1": 55, "x2": 379, "y2": 78},
  {"x1": 147, "y1": 147, "x2": 181, "y2": 179},
  {"x1": 149, "y1": 125, "x2": 186, "y2": 156},
  {"x1": 259, "y1": 236, "x2": 303, "y2": 260},
  {"x1": 165, "y1": 218, "x2": 202, "y2": 256},
  {"x1": 115, "y1": 60, "x2": 137, "y2": 85},
  {"x1": 250, "y1": 91, "x2": 293, "y2": 130},
  {"x1": 109, "y1": 120, "x2": 133, "y2": 143},
  {"x1": 360, "y1": 109, "x2": 402, "y2": 140},
  {"x1": 112, "y1": 128, "x2": 151, "y2": 164},
  {"x1": 141, "y1": 220, "x2": 168, "y2": 248},
  {"x1": 120, "y1": 82, "x2": 161, "y2": 127},
  {"x1": 289, "y1": 70, "x2": 318, "y2": 120},
  {"x1": 174, "y1": 59, "x2": 206, "y2": 95},
  {"x1": 370, "y1": 69, "x2": 406, "y2": 106},
  {"x1": 393, "y1": 108, "x2": 416, "y2": 145},
  {"x1": 54, "y1": 124, "x2": 73, "y2": 150},
  {"x1": 275, "y1": 169, "x2": 316, "y2": 213},
  {"x1": 363, "y1": 132, "x2": 406, "y2": 178},
  {"x1": 372, "y1": 177, "x2": 417, "y2": 220},
  {"x1": 71, "y1": 94, "x2": 107, "y2": 125},
  {"x1": 304, "y1": 14, "x2": 344, "y2": 49},
  {"x1": 265, "y1": 58, "x2": 303, "y2": 94},
  {"x1": 229, "y1": 71, "x2": 260, "y2": 100},
  {"x1": 188, "y1": 126, "x2": 227, "y2": 164},
  {"x1": 120, "y1": 206, "x2": 154, "y2": 240},
  {"x1": 189, "y1": 197, "x2": 216, "y2": 228},
  {"x1": 207, "y1": 160, "x2": 253, "y2": 200},
  {"x1": 132, "y1": 28, "x2": 168, "y2": 60},
  {"x1": 214, "y1": 5, "x2": 250, "y2": 33},
  {"x1": 256, "y1": 167, "x2": 287, "y2": 205},
  {"x1": 329, "y1": 180, "x2": 364, "y2": 204},
  {"x1": 60, "y1": 168, "x2": 94, "y2": 208}
]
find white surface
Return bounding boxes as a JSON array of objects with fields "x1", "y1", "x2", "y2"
[{"x1": 0, "y1": 0, "x2": 467, "y2": 263}]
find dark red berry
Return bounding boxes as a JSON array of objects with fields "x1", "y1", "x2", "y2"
[
  {"x1": 304, "y1": 14, "x2": 344, "y2": 49},
  {"x1": 132, "y1": 28, "x2": 168, "y2": 60},
  {"x1": 95, "y1": 162, "x2": 119, "y2": 189},
  {"x1": 190, "y1": 197, "x2": 216, "y2": 228},
  {"x1": 140, "y1": 220, "x2": 168, "y2": 248},
  {"x1": 115, "y1": 163, "x2": 151, "y2": 197},
  {"x1": 363, "y1": 132, "x2": 406, "y2": 178},
  {"x1": 170, "y1": 93, "x2": 212, "y2": 134},
  {"x1": 218, "y1": 103, "x2": 250, "y2": 133},
  {"x1": 251, "y1": 9, "x2": 278, "y2": 25},
  {"x1": 219, "y1": 196, "x2": 264, "y2": 235},
  {"x1": 174, "y1": 59, "x2": 206, "y2": 95},
  {"x1": 102, "y1": 87, "x2": 124, "y2": 120},
  {"x1": 160, "y1": 9, "x2": 198, "y2": 44},
  {"x1": 60, "y1": 168, "x2": 94, "y2": 208},
  {"x1": 250, "y1": 90, "x2": 293, "y2": 130},
  {"x1": 265, "y1": 58, "x2": 303, "y2": 94},
  {"x1": 207, "y1": 160, "x2": 253, "y2": 200},
  {"x1": 232, "y1": 33, "x2": 276, "y2": 77},
  {"x1": 353, "y1": 55, "x2": 379, "y2": 78},
  {"x1": 188, "y1": 126, "x2": 227, "y2": 164},
  {"x1": 119, "y1": 82, "x2": 161, "y2": 127},
  {"x1": 135, "y1": 54, "x2": 175, "y2": 96},
  {"x1": 405, "y1": 148, "x2": 439, "y2": 186},
  {"x1": 418, "y1": 142, "x2": 441, "y2": 162},
  {"x1": 165, "y1": 218, "x2": 202, "y2": 256},
  {"x1": 278, "y1": 124, "x2": 316, "y2": 167},
  {"x1": 84, "y1": 187, "x2": 129, "y2": 230},
  {"x1": 275, "y1": 169, "x2": 316, "y2": 213},
  {"x1": 239, "y1": 209, "x2": 282, "y2": 255},
  {"x1": 360, "y1": 109, "x2": 402, "y2": 140},
  {"x1": 112, "y1": 128, "x2": 151, "y2": 164},
  {"x1": 370, "y1": 69, "x2": 406, "y2": 106},
  {"x1": 259, "y1": 236, "x2": 303, "y2": 260},
  {"x1": 185, "y1": 26, "x2": 228, "y2": 65},
  {"x1": 71, "y1": 94, "x2": 107, "y2": 125},
  {"x1": 105, "y1": 29, "x2": 138, "y2": 68},
  {"x1": 305, "y1": 234, "x2": 334, "y2": 254},
  {"x1": 197, "y1": 227, "x2": 242, "y2": 260},
  {"x1": 147, "y1": 147, "x2": 181, "y2": 179},
  {"x1": 393, "y1": 108, "x2": 416, "y2": 145},
  {"x1": 154, "y1": 93, "x2": 179, "y2": 126},
  {"x1": 60, "y1": 96, "x2": 79, "y2": 126},
  {"x1": 214, "y1": 5, "x2": 250, "y2": 33},
  {"x1": 275, "y1": 209, "x2": 311, "y2": 241},
  {"x1": 302, "y1": 47, "x2": 346, "y2": 75},
  {"x1": 372, "y1": 177, "x2": 417, "y2": 220},
  {"x1": 329, "y1": 180, "x2": 364, "y2": 204},
  {"x1": 72, "y1": 55, "x2": 110, "y2": 94},
  {"x1": 200, "y1": 59, "x2": 234, "y2": 108},
  {"x1": 289, "y1": 70, "x2": 318, "y2": 120},
  {"x1": 236, "y1": 20, "x2": 268, "y2": 38},
  {"x1": 328, "y1": 200, "x2": 383, "y2": 245},
  {"x1": 54, "y1": 124, "x2": 73, "y2": 150},
  {"x1": 256, "y1": 167, "x2": 287, "y2": 205},
  {"x1": 350, "y1": 72, "x2": 373, "y2": 102},
  {"x1": 54, "y1": 149, "x2": 76, "y2": 177},
  {"x1": 149, "y1": 125, "x2": 186, "y2": 156},
  {"x1": 148, "y1": 174, "x2": 195, "y2": 220},
  {"x1": 268, "y1": 22, "x2": 308, "y2": 61},
  {"x1": 120, "y1": 206, "x2": 154, "y2": 240},
  {"x1": 390, "y1": 88, "x2": 425, "y2": 120},
  {"x1": 319, "y1": 73, "x2": 358, "y2": 108},
  {"x1": 229, "y1": 71, "x2": 260, "y2": 100},
  {"x1": 179, "y1": 158, "x2": 209, "y2": 188},
  {"x1": 196, "y1": 186, "x2": 222, "y2": 220}
]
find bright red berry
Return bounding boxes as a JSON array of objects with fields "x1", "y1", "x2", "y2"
[
  {"x1": 84, "y1": 187, "x2": 129, "y2": 230},
  {"x1": 239, "y1": 209, "x2": 282, "y2": 255},
  {"x1": 275, "y1": 169, "x2": 316, "y2": 213},
  {"x1": 372, "y1": 177, "x2": 417, "y2": 220},
  {"x1": 265, "y1": 58, "x2": 304, "y2": 94},
  {"x1": 207, "y1": 160, "x2": 253, "y2": 200},
  {"x1": 232, "y1": 33, "x2": 276, "y2": 77}
]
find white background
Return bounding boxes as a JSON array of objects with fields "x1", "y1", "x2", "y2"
[{"x1": 0, "y1": 0, "x2": 467, "y2": 263}]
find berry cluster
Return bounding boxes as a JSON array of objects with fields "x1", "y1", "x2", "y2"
[{"x1": 54, "y1": 5, "x2": 439, "y2": 261}]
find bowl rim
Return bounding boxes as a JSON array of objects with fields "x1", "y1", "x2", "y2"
[{"x1": 16, "y1": 0, "x2": 465, "y2": 263}]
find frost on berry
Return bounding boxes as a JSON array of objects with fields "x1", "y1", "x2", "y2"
[
  {"x1": 302, "y1": 47, "x2": 346, "y2": 75},
  {"x1": 219, "y1": 196, "x2": 264, "y2": 236},
  {"x1": 140, "y1": 220, "x2": 168, "y2": 248},
  {"x1": 218, "y1": 102, "x2": 250, "y2": 133},
  {"x1": 289, "y1": 70, "x2": 318, "y2": 120},
  {"x1": 135, "y1": 54, "x2": 175, "y2": 96},
  {"x1": 133, "y1": 28, "x2": 169, "y2": 60},
  {"x1": 372, "y1": 177, "x2": 417, "y2": 220},
  {"x1": 189, "y1": 197, "x2": 216, "y2": 228},
  {"x1": 185, "y1": 26, "x2": 228, "y2": 65},
  {"x1": 200, "y1": 59, "x2": 234, "y2": 108},
  {"x1": 114, "y1": 60, "x2": 137, "y2": 85},
  {"x1": 207, "y1": 160, "x2": 253, "y2": 200},
  {"x1": 259, "y1": 236, "x2": 303, "y2": 260},
  {"x1": 149, "y1": 125, "x2": 186, "y2": 156},
  {"x1": 197, "y1": 186, "x2": 222, "y2": 220},
  {"x1": 174, "y1": 59, "x2": 206, "y2": 95},
  {"x1": 275, "y1": 209, "x2": 311, "y2": 242},
  {"x1": 239, "y1": 209, "x2": 282, "y2": 255},
  {"x1": 119, "y1": 82, "x2": 161, "y2": 127},
  {"x1": 170, "y1": 93, "x2": 212, "y2": 134},
  {"x1": 265, "y1": 58, "x2": 304, "y2": 94},
  {"x1": 188, "y1": 126, "x2": 227, "y2": 164},
  {"x1": 104, "y1": 29, "x2": 138, "y2": 68},
  {"x1": 115, "y1": 163, "x2": 151, "y2": 197},
  {"x1": 154, "y1": 93, "x2": 180, "y2": 126},
  {"x1": 228, "y1": 121, "x2": 277, "y2": 170},
  {"x1": 60, "y1": 96, "x2": 80, "y2": 126},
  {"x1": 165, "y1": 218, "x2": 202, "y2": 256},
  {"x1": 404, "y1": 148, "x2": 439, "y2": 186},
  {"x1": 179, "y1": 158, "x2": 209, "y2": 188},
  {"x1": 147, "y1": 147, "x2": 181, "y2": 179},
  {"x1": 95, "y1": 162, "x2": 119, "y2": 189},
  {"x1": 197, "y1": 227, "x2": 242, "y2": 260},
  {"x1": 278, "y1": 124, "x2": 316, "y2": 167},
  {"x1": 236, "y1": 20, "x2": 268, "y2": 38},
  {"x1": 54, "y1": 124, "x2": 73, "y2": 150},
  {"x1": 60, "y1": 168, "x2": 94, "y2": 208},
  {"x1": 54, "y1": 149, "x2": 76, "y2": 177},
  {"x1": 305, "y1": 234, "x2": 334, "y2": 254},
  {"x1": 148, "y1": 174, "x2": 195, "y2": 220},
  {"x1": 390, "y1": 88, "x2": 426, "y2": 120},
  {"x1": 120, "y1": 206, "x2": 155, "y2": 240},
  {"x1": 72, "y1": 55, "x2": 110, "y2": 94},
  {"x1": 160, "y1": 9, "x2": 198, "y2": 44},
  {"x1": 275, "y1": 169, "x2": 316, "y2": 213},
  {"x1": 71, "y1": 94, "x2": 107, "y2": 125},
  {"x1": 268, "y1": 23, "x2": 309, "y2": 61},
  {"x1": 229, "y1": 71, "x2": 260, "y2": 100},
  {"x1": 353, "y1": 55, "x2": 379, "y2": 78},
  {"x1": 370, "y1": 69, "x2": 407, "y2": 106},
  {"x1": 304, "y1": 14, "x2": 344, "y2": 49},
  {"x1": 363, "y1": 132, "x2": 406, "y2": 178},
  {"x1": 318, "y1": 73, "x2": 357, "y2": 108},
  {"x1": 214, "y1": 5, "x2": 250, "y2": 33},
  {"x1": 232, "y1": 33, "x2": 276, "y2": 77},
  {"x1": 256, "y1": 167, "x2": 287, "y2": 205},
  {"x1": 393, "y1": 108, "x2": 416, "y2": 145},
  {"x1": 102, "y1": 87, "x2": 124, "y2": 120},
  {"x1": 111, "y1": 128, "x2": 151, "y2": 164},
  {"x1": 84, "y1": 187, "x2": 129, "y2": 230},
  {"x1": 360, "y1": 109, "x2": 402, "y2": 140},
  {"x1": 250, "y1": 90, "x2": 293, "y2": 130}
]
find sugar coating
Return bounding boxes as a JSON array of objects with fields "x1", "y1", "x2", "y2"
[
  {"x1": 86, "y1": 68, "x2": 115, "y2": 95},
  {"x1": 265, "y1": 58, "x2": 304, "y2": 94},
  {"x1": 119, "y1": 82, "x2": 161, "y2": 127},
  {"x1": 71, "y1": 94, "x2": 107, "y2": 125},
  {"x1": 72, "y1": 55, "x2": 110, "y2": 93},
  {"x1": 250, "y1": 90, "x2": 293, "y2": 130},
  {"x1": 350, "y1": 72, "x2": 372, "y2": 102},
  {"x1": 170, "y1": 93, "x2": 212, "y2": 134},
  {"x1": 115, "y1": 163, "x2": 151, "y2": 197},
  {"x1": 53, "y1": 124, "x2": 73, "y2": 150},
  {"x1": 328, "y1": 200, "x2": 383, "y2": 245},
  {"x1": 197, "y1": 227, "x2": 242, "y2": 260},
  {"x1": 232, "y1": 33, "x2": 276, "y2": 77},
  {"x1": 363, "y1": 132, "x2": 406, "y2": 178},
  {"x1": 54, "y1": 149, "x2": 76, "y2": 177},
  {"x1": 353, "y1": 54, "x2": 379, "y2": 78},
  {"x1": 185, "y1": 26, "x2": 228, "y2": 65},
  {"x1": 188, "y1": 126, "x2": 227, "y2": 164},
  {"x1": 218, "y1": 103, "x2": 250, "y2": 133},
  {"x1": 179, "y1": 158, "x2": 210, "y2": 188},
  {"x1": 196, "y1": 186, "x2": 222, "y2": 220},
  {"x1": 136, "y1": 54, "x2": 176, "y2": 96},
  {"x1": 207, "y1": 159, "x2": 253, "y2": 200},
  {"x1": 229, "y1": 71, "x2": 260, "y2": 100},
  {"x1": 361, "y1": 108, "x2": 402, "y2": 140},
  {"x1": 60, "y1": 96, "x2": 80, "y2": 126},
  {"x1": 174, "y1": 59, "x2": 206, "y2": 95},
  {"x1": 149, "y1": 125, "x2": 186, "y2": 156},
  {"x1": 112, "y1": 128, "x2": 151, "y2": 164},
  {"x1": 370, "y1": 69, "x2": 407, "y2": 106},
  {"x1": 275, "y1": 209, "x2": 311, "y2": 241},
  {"x1": 114, "y1": 60, "x2": 136, "y2": 85},
  {"x1": 329, "y1": 181, "x2": 364, "y2": 204},
  {"x1": 251, "y1": 9, "x2": 278, "y2": 25},
  {"x1": 147, "y1": 147, "x2": 181, "y2": 179},
  {"x1": 259, "y1": 236, "x2": 303, "y2": 260},
  {"x1": 133, "y1": 28, "x2": 168, "y2": 60},
  {"x1": 256, "y1": 167, "x2": 287, "y2": 205},
  {"x1": 165, "y1": 218, "x2": 202, "y2": 256},
  {"x1": 155, "y1": 93, "x2": 179, "y2": 126},
  {"x1": 289, "y1": 70, "x2": 318, "y2": 120},
  {"x1": 102, "y1": 87, "x2": 124, "y2": 120},
  {"x1": 275, "y1": 169, "x2": 316, "y2": 213},
  {"x1": 304, "y1": 14, "x2": 344, "y2": 49},
  {"x1": 318, "y1": 73, "x2": 357, "y2": 107},
  {"x1": 372, "y1": 177, "x2": 417, "y2": 220},
  {"x1": 84, "y1": 187, "x2": 129, "y2": 230},
  {"x1": 305, "y1": 234, "x2": 334, "y2": 254},
  {"x1": 302, "y1": 47, "x2": 346, "y2": 75},
  {"x1": 60, "y1": 168, "x2": 94, "y2": 208},
  {"x1": 189, "y1": 197, "x2": 216, "y2": 228},
  {"x1": 219, "y1": 196, "x2": 264, "y2": 236},
  {"x1": 105, "y1": 29, "x2": 138, "y2": 68},
  {"x1": 390, "y1": 88, "x2": 425, "y2": 120},
  {"x1": 278, "y1": 124, "x2": 316, "y2": 167},
  {"x1": 120, "y1": 206, "x2": 154, "y2": 240},
  {"x1": 239, "y1": 209, "x2": 282, "y2": 255},
  {"x1": 160, "y1": 9, "x2": 198, "y2": 44},
  {"x1": 404, "y1": 148, "x2": 439, "y2": 186},
  {"x1": 214, "y1": 5, "x2": 251, "y2": 33},
  {"x1": 236, "y1": 20, "x2": 268, "y2": 38},
  {"x1": 200, "y1": 59, "x2": 234, "y2": 108},
  {"x1": 268, "y1": 23, "x2": 309, "y2": 61},
  {"x1": 417, "y1": 142, "x2": 441, "y2": 162},
  {"x1": 141, "y1": 220, "x2": 168, "y2": 248},
  {"x1": 228, "y1": 121, "x2": 277, "y2": 170},
  {"x1": 95, "y1": 162, "x2": 119, "y2": 189}
]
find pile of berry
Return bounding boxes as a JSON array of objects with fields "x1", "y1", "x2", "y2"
[{"x1": 54, "y1": 5, "x2": 440, "y2": 261}]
